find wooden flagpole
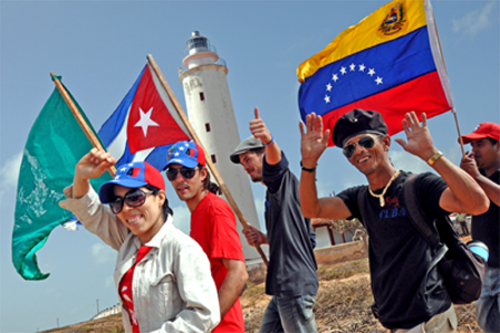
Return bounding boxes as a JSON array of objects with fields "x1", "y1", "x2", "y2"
[
  {"x1": 146, "y1": 54, "x2": 269, "y2": 266},
  {"x1": 50, "y1": 73, "x2": 117, "y2": 177}
]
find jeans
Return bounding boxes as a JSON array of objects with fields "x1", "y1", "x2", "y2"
[
  {"x1": 476, "y1": 266, "x2": 500, "y2": 333},
  {"x1": 259, "y1": 294, "x2": 317, "y2": 333}
]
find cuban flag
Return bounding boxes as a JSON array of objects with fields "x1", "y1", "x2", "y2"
[{"x1": 98, "y1": 64, "x2": 191, "y2": 170}]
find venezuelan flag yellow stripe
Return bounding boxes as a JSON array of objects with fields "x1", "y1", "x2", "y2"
[{"x1": 297, "y1": 0, "x2": 427, "y2": 82}]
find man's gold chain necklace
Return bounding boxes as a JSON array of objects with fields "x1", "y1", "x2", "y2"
[{"x1": 368, "y1": 170, "x2": 401, "y2": 207}]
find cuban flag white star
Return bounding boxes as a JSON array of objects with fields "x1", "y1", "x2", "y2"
[{"x1": 134, "y1": 107, "x2": 159, "y2": 137}]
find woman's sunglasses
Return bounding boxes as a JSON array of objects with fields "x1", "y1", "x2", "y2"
[
  {"x1": 110, "y1": 188, "x2": 154, "y2": 214},
  {"x1": 342, "y1": 136, "x2": 376, "y2": 158},
  {"x1": 165, "y1": 167, "x2": 199, "y2": 181}
]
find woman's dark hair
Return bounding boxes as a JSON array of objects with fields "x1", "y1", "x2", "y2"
[
  {"x1": 144, "y1": 184, "x2": 173, "y2": 218},
  {"x1": 199, "y1": 164, "x2": 222, "y2": 195}
]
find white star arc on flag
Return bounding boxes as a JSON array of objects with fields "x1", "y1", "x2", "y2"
[
  {"x1": 323, "y1": 62, "x2": 383, "y2": 104},
  {"x1": 134, "y1": 107, "x2": 159, "y2": 137}
]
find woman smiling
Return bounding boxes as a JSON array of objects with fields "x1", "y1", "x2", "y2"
[{"x1": 59, "y1": 148, "x2": 220, "y2": 333}]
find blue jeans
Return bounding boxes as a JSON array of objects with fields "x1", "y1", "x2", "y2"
[
  {"x1": 259, "y1": 294, "x2": 317, "y2": 333},
  {"x1": 476, "y1": 266, "x2": 500, "y2": 333}
]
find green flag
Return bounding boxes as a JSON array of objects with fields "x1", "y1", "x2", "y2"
[{"x1": 13, "y1": 82, "x2": 110, "y2": 280}]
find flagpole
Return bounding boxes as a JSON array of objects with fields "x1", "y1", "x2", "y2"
[
  {"x1": 146, "y1": 54, "x2": 269, "y2": 266},
  {"x1": 452, "y1": 108, "x2": 466, "y2": 156},
  {"x1": 50, "y1": 73, "x2": 116, "y2": 177}
]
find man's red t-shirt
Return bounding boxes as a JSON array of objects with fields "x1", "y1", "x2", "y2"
[{"x1": 191, "y1": 192, "x2": 246, "y2": 333}]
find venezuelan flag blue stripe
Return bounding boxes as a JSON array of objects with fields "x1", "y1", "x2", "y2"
[{"x1": 299, "y1": 26, "x2": 435, "y2": 120}]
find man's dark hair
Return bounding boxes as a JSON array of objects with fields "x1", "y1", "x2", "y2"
[
  {"x1": 145, "y1": 184, "x2": 173, "y2": 218},
  {"x1": 250, "y1": 147, "x2": 265, "y2": 156},
  {"x1": 200, "y1": 164, "x2": 222, "y2": 195},
  {"x1": 486, "y1": 137, "x2": 499, "y2": 146}
]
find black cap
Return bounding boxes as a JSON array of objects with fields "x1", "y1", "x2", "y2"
[
  {"x1": 332, "y1": 109, "x2": 388, "y2": 147},
  {"x1": 229, "y1": 136, "x2": 265, "y2": 164}
]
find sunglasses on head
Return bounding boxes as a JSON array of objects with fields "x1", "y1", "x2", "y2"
[
  {"x1": 342, "y1": 135, "x2": 376, "y2": 158},
  {"x1": 110, "y1": 188, "x2": 154, "y2": 214},
  {"x1": 165, "y1": 167, "x2": 199, "y2": 181}
]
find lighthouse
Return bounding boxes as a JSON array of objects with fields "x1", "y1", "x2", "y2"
[{"x1": 179, "y1": 31, "x2": 264, "y2": 261}]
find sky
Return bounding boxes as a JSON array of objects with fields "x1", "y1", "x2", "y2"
[{"x1": 0, "y1": 0, "x2": 499, "y2": 332}]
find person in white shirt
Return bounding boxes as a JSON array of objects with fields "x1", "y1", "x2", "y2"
[{"x1": 59, "y1": 148, "x2": 220, "y2": 333}]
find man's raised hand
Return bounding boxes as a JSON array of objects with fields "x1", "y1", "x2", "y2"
[
  {"x1": 299, "y1": 113, "x2": 329, "y2": 168},
  {"x1": 394, "y1": 112, "x2": 436, "y2": 160},
  {"x1": 249, "y1": 107, "x2": 273, "y2": 145}
]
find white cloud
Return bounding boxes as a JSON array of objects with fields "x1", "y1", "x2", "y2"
[
  {"x1": 105, "y1": 276, "x2": 115, "y2": 289},
  {"x1": 340, "y1": 173, "x2": 367, "y2": 191},
  {"x1": 171, "y1": 204, "x2": 191, "y2": 235},
  {"x1": 89, "y1": 243, "x2": 116, "y2": 264},
  {"x1": 0, "y1": 151, "x2": 23, "y2": 200},
  {"x1": 389, "y1": 150, "x2": 432, "y2": 174},
  {"x1": 389, "y1": 143, "x2": 464, "y2": 175},
  {"x1": 452, "y1": 1, "x2": 495, "y2": 38},
  {"x1": 446, "y1": 144, "x2": 464, "y2": 166}
]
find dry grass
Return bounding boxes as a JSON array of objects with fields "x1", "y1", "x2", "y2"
[
  {"x1": 242, "y1": 258, "x2": 481, "y2": 333},
  {"x1": 41, "y1": 314, "x2": 124, "y2": 333},
  {"x1": 42, "y1": 258, "x2": 481, "y2": 333}
]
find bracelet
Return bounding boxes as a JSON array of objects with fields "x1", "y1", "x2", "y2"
[
  {"x1": 265, "y1": 134, "x2": 274, "y2": 146},
  {"x1": 300, "y1": 161, "x2": 316, "y2": 173},
  {"x1": 427, "y1": 151, "x2": 444, "y2": 166}
]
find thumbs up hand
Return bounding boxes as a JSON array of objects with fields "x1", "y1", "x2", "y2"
[{"x1": 249, "y1": 107, "x2": 273, "y2": 145}]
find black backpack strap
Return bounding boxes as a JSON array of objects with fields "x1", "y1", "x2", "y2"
[
  {"x1": 404, "y1": 174, "x2": 448, "y2": 271},
  {"x1": 404, "y1": 174, "x2": 441, "y2": 249}
]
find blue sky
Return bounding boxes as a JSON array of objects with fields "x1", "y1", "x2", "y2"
[{"x1": 1, "y1": 1, "x2": 498, "y2": 332}]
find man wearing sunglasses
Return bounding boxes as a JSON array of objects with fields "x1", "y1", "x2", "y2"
[
  {"x1": 299, "y1": 109, "x2": 489, "y2": 332},
  {"x1": 164, "y1": 140, "x2": 248, "y2": 333},
  {"x1": 230, "y1": 107, "x2": 318, "y2": 333}
]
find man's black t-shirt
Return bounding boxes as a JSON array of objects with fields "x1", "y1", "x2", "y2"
[
  {"x1": 262, "y1": 151, "x2": 318, "y2": 297},
  {"x1": 471, "y1": 169, "x2": 499, "y2": 268},
  {"x1": 337, "y1": 171, "x2": 452, "y2": 329}
]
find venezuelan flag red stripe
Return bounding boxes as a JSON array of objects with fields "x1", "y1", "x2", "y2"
[{"x1": 321, "y1": 71, "x2": 449, "y2": 146}]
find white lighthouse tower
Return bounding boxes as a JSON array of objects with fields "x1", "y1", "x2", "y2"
[{"x1": 179, "y1": 31, "x2": 263, "y2": 261}]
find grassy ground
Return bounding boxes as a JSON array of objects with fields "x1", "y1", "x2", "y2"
[
  {"x1": 42, "y1": 258, "x2": 481, "y2": 333},
  {"x1": 241, "y1": 258, "x2": 481, "y2": 333}
]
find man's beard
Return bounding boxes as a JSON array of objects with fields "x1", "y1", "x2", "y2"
[{"x1": 251, "y1": 175, "x2": 262, "y2": 182}]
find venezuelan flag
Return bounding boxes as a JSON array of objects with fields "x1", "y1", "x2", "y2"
[{"x1": 297, "y1": 0, "x2": 453, "y2": 146}]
